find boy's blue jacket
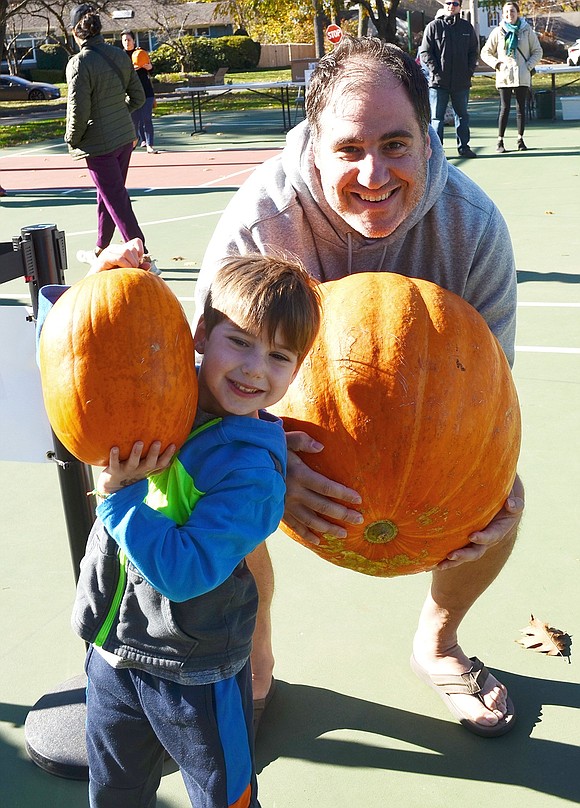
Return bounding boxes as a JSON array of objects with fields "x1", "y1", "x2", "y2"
[
  {"x1": 73, "y1": 414, "x2": 286, "y2": 683},
  {"x1": 38, "y1": 285, "x2": 287, "y2": 684}
]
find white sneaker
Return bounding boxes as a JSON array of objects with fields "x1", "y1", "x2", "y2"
[
  {"x1": 76, "y1": 249, "x2": 98, "y2": 265},
  {"x1": 144, "y1": 256, "x2": 162, "y2": 276}
]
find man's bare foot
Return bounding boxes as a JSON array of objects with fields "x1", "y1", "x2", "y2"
[{"x1": 412, "y1": 641, "x2": 509, "y2": 727}]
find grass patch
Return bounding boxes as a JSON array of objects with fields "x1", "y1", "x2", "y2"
[{"x1": 0, "y1": 118, "x2": 66, "y2": 148}]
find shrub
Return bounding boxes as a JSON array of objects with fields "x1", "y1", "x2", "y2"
[
  {"x1": 150, "y1": 44, "x2": 180, "y2": 73},
  {"x1": 182, "y1": 36, "x2": 220, "y2": 72},
  {"x1": 150, "y1": 35, "x2": 261, "y2": 74},
  {"x1": 211, "y1": 36, "x2": 261, "y2": 69},
  {"x1": 37, "y1": 43, "x2": 69, "y2": 71},
  {"x1": 30, "y1": 69, "x2": 65, "y2": 83}
]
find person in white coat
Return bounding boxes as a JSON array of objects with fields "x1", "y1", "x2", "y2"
[{"x1": 481, "y1": 1, "x2": 543, "y2": 152}]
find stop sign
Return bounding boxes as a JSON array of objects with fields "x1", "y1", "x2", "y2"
[{"x1": 326, "y1": 24, "x2": 343, "y2": 45}]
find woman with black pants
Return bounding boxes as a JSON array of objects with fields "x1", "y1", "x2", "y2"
[
  {"x1": 482, "y1": 2, "x2": 542, "y2": 153},
  {"x1": 121, "y1": 30, "x2": 158, "y2": 154}
]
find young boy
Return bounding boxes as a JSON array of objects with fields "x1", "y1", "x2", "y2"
[{"x1": 44, "y1": 250, "x2": 321, "y2": 808}]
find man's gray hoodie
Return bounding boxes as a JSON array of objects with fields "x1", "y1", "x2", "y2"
[{"x1": 197, "y1": 121, "x2": 516, "y2": 365}]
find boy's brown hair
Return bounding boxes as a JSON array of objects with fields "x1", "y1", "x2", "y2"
[{"x1": 203, "y1": 254, "x2": 322, "y2": 361}]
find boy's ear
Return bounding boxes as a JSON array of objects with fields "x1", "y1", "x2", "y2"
[{"x1": 193, "y1": 316, "x2": 207, "y2": 354}]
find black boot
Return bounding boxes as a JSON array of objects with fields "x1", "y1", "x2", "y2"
[
  {"x1": 517, "y1": 137, "x2": 528, "y2": 151},
  {"x1": 496, "y1": 138, "x2": 506, "y2": 153}
]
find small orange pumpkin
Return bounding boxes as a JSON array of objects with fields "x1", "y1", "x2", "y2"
[
  {"x1": 39, "y1": 268, "x2": 197, "y2": 466},
  {"x1": 274, "y1": 272, "x2": 521, "y2": 577}
]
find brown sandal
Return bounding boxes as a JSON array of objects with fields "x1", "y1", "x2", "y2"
[{"x1": 411, "y1": 655, "x2": 516, "y2": 737}]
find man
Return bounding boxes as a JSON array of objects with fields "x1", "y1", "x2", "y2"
[
  {"x1": 195, "y1": 36, "x2": 524, "y2": 737},
  {"x1": 420, "y1": 1, "x2": 479, "y2": 158}
]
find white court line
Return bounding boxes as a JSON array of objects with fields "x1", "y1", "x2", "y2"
[
  {"x1": 0, "y1": 142, "x2": 63, "y2": 159},
  {"x1": 66, "y1": 208, "x2": 226, "y2": 237},
  {"x1": 515, "y1": 346, "x2": 580, "y2": 354},
  {"x1": 144, "y1": 166, "x2": 256, "y2": 193},
  {"x1": 518, "y1": 302, "x2": 580, "y2": 307}
]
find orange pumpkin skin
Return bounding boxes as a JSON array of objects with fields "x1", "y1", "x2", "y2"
[
  {"x1": 274, "y1": 272, "x2": 521, "y2": 577},
  {"x1": 39, "y1": 269, "x2": 197, "y2": 466}
]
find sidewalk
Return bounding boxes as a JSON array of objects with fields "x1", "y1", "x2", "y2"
[{"x1": 1, "y1": 101, "x2": 579, "y2": 808}]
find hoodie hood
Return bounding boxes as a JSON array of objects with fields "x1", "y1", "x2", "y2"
[{"x1": 280, "y1": 119, "x2": 448, "y2": 274}]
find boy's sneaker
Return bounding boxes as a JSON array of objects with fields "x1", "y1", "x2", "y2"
[{"x1": 76, "y1": 248, "x2": 99, "y2": 265}]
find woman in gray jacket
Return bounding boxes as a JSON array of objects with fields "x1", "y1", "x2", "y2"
[
  {"x1": 481, "y1": 2, "x2": 543, "y2": 152},
  {"x1": 65, "y1": 5, "x2": 155, "y2": 266}
]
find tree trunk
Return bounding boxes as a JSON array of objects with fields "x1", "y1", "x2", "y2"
[
  {"x1": 313, "y1": 0, "x2": 325, "y2": 58},
  {"x1": 358, "y1": 6, "x2": 369, "y2": 37},
  {"x1": 0, "y1": 0, "x2": 8, "y2": 64}
]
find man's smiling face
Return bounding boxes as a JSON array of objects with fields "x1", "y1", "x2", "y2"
[{"x1": 312, "y1": 65, "x2": 431, "y2": 240}]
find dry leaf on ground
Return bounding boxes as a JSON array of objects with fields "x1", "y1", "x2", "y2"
[{"x1": 516, "y1": 615, "x2": 572, "y2": 660}]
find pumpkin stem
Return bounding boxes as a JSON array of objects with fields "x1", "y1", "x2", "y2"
[{"x1": 364, "y1": 520, "x2": 398, "y2": 544}]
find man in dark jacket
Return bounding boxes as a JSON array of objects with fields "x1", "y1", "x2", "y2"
[{"x1": 420, "y1": 2, "x2": 479, "y2": 157}]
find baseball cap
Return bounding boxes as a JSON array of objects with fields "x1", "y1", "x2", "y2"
[{"x1": 70, "y1": 4, "x2": 96, "y2": 29}]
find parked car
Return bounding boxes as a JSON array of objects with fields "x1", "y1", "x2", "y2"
[
  {"x1": 567, "y1": 40, "x2": 580, "y2": 66},
  {"x1": 0, "y1": 75, "x2": 61, "y2": 101}
]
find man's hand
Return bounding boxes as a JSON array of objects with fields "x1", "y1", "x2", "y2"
[
  {"x1": 87, "y1": 238, "x2": 149, "y2": 275},
  {"x1": 437, "y1": 474, "x2": 525, "y2": 570},
  {"x1": 97, "y1": 440, "x2": 176, "y2": 496},
  {"x1": 283, "y1": 431, "x2": 363, "y2": 545}
]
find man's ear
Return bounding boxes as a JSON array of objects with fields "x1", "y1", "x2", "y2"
[
  {"x1": 425, "y1": 131, "x2": 432, "y2": 160},
  {"x1": 194, "y1": 316, "x2": 207, "y2": 354}
]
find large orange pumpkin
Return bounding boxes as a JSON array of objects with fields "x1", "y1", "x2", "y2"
[
  {"x1": 273, "y1": 272, "x2": 521, "y2": 577},
  {"x1": 39, "y1": 268, "x2": 197, "y2": 466}
]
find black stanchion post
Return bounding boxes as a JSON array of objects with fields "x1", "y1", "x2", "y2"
[
  {"x1": 17, "y1": 224, "x2": 93, "y2": 779},
  {"x1": 19, "y1": 224, "x2": 96, "y2": 582}
]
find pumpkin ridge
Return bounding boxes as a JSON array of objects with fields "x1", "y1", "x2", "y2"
[{"x1": 384, "y1": 281, "x2": 431, "y2": 524}]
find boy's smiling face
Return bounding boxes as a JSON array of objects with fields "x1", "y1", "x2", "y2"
[{"x1": 194, "y1": 316, "x2": 301, "y2": 418}]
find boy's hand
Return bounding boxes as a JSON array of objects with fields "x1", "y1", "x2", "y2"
[{"x1": 97, "y1": 440, "x2": 176, "y2": 496}]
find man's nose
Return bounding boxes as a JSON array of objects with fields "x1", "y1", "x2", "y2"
[{"x1": 357, "y1": 153, "x2": 389, "y2": 188}]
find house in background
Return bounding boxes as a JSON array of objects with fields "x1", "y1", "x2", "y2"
[{"x1": 2, "y1": 1, "x2": 234, "y2": 73}]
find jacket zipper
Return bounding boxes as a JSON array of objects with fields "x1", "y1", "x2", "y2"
[{"x1": 93, "y1": 550, "x2": 128, "y2": 647}]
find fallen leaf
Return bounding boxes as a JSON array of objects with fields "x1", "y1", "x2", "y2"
[{"x1": 516, "y1": 615, "x2": 572, "y2": 660}]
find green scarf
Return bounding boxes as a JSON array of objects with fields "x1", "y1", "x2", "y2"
[{"x1": 502, "y1": 19, "x2": 521, "y2": 58}]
